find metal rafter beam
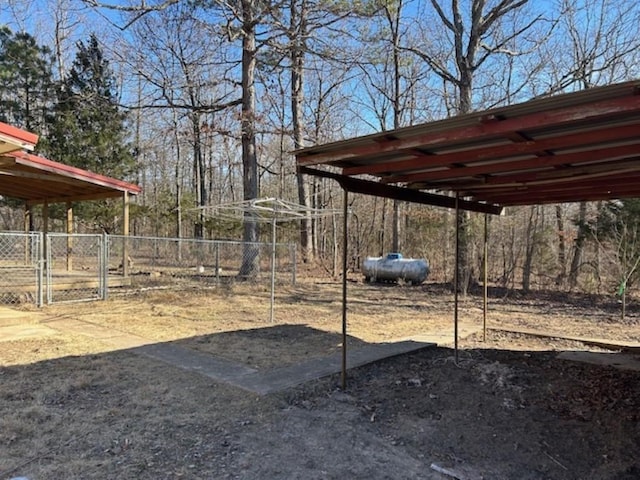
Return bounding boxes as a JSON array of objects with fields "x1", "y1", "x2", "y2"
[
  {"x1": 300, "y1": 167, "x2": 503, "y2": 215},
  {"x1": 355, "y1": 123, "x2": 640, "y2": 179},
  {"x1": 477, "y1": 185, "x2": 640, "y2": 205},
  {"x1": 392, "y1": 143, "x2": 640, "y2": 185}
]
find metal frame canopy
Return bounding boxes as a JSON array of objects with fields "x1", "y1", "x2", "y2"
[
  {"x1": 198, "y1": 197, "x2": 340, "y2": 222},
  {"x1": 295, "y1": 79, "x2": 640, "y2": 389},
  {"x1": 296, "y1": 80, "x2": 640, "y2": 210}
]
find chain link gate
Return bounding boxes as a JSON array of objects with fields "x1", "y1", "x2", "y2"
[
  {"x1": 0, "y1": 232, "x2": 43, "y2": 306},
  {"x1": 46, "y1": 233, "x2": 106, "y2": 304}
]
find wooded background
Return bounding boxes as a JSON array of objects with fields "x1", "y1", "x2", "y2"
[{"x1": 1, "y1": 0, "x2": 640, "y2": 295}]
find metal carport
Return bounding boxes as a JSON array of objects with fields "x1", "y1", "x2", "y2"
[{"x1": 295, "y1": 79, "x2": 640, "y2": 387}]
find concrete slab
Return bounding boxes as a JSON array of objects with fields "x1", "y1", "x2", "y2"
[
  {"x1": 239, "y1": 340, "x2": 436, "y2": 395},
  {"x1": 0, "y1": 324, "x2": 57, "y2": 342},
  {"x1": 558, "y1": 351, "x2": 640, "y2": 372},
  {"x1": 45, "y1": 315, "x2": 436, "y2": 394},
  {"x1": 135, "y1": 343, "x2": 258, "y2": 388}
]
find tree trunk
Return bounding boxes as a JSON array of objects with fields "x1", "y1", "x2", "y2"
[
  {"x1": 239, "y1": 0, "x2": 260, "y2": 278},
  {"x1": 392, "y1": 200, "x2": 400, "y2": 252},
  {"x1": 522, "y1": 206, "x2": 539, "y2": 292},
  {"x1": 380, "y1": 198, "x2": 387, "y2": 255},
  {"x1": 555, "y1": 205, "x2": 567, "y2": 286},
  {"x1": 192, "y1": 115, "x2": 205, "y2": 239},
  {"x1": 568, "y1": 201, "x2": 587, "y2": 289},
  {"x1": 388, "y1": 1, "x2": 402, "y2": 253},
  {"x1": 290, "y1": 0, "x2": 313, "y2": 262},
  {"x1": 453, "y1": 54, "x2": 474, "y2": 295}
]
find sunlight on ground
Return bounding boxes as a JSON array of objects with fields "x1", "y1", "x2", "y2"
[{"x1": 1, "y1": 280, "x2": 638, "y2": 368}]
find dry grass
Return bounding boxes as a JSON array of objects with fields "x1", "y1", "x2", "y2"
[
  {"x1": 1, "y1": 278, "x2": 639, "y2": 479},
  {"x1": 3, "y1": 278, "x2": 639, "y2": 369}
]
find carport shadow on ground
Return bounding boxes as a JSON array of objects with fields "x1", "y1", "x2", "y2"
[
  {"x1": 4, "y1": 309, "x2": 640, "y2": 394},
  {"x1": 2, "y1": 343, "x2": 639, "y2": 480}
]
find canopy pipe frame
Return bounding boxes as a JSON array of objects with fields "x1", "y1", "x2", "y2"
[{"x1": 195, "y1": 198, "x2": 342, "y2": 323}]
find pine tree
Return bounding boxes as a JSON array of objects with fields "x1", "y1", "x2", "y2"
[
  {"x1": 46, "y1": 34, "x2": 136, "y2": 232},
  {"x1": 0, "y1": 27, "x2": 54, "y2": 134},
  {"x1": 49, "y1": 34, "x2": 134, "y2": 179}
]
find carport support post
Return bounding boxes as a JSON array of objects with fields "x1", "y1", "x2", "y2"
[
  {"x1": 483, "y1": 213, "x2": 488, "y2": 342},
  {"x1": 341, "y1": 188, "x2": 348, "y2": 390},
  {"x1": 270, "y1": 216, "x2": 277, "y2": 323},
  {"x1": 454, "y1": 193, "x2": 460, "y2": 365}
]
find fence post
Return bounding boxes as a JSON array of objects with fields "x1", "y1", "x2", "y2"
[
  {"x1": 215, "y1": 243, "x2": 220, "y2": 282},
  {"x1": 36, "y1": 232, "x2": 44, "y2": 307},
  {"x1": 292, "y1": 244, "x2": 297, "y2": 285},
  {"x1": 45, "y1": 233, "x2": 52, "y2": 305},
  {"x1": 102, "y1": 233, "x2": 109, "y2": 300}
]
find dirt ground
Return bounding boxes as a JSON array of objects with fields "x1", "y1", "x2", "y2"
[{"x1": 1, "y1": 278, "x2": 639, "y2": 479}]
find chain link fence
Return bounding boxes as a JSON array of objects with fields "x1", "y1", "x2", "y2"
[
  {"x1": 0, "y1": 232, "x2": 43, "y2": 305},
  {"x1": 0, "y1": 232, "x2": 296, "y2": 306},
  {"x1": 108, "y1": 235, "x2": 296, "y2": 289}
]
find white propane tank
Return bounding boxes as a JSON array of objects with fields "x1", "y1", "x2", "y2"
[{"x1": 362, "y1": 253, "x2": 429, "y2": 285}]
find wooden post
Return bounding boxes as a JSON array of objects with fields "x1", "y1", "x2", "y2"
[
  {"x1": 66, "y1": 202, "x2": 73, "y2": 272},
  {"x1": 42, "y1": 201, "x2": 49, "y2": 233},
  {"x1": 122, "y1": 192, "x2": 130, "y2": 277},
  {"x1": 42, "y1": 201, "x2": 49, "y2": 305}
]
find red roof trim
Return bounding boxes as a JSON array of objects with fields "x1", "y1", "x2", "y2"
[
  {"x1": 8, "y1": 151, "x2": 141, "y2": 195},
  {"x1": 0, "y1": 122, "x2": 38, "y2": 150}
]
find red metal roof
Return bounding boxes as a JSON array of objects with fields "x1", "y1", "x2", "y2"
[
  {"x1": 0, "y1": 150, "x2": 141, "y2": 205},
  {"x1": 296, "y1": 80, "x2": 640, "y2": 212},
  {"x1": 0, "y1": 122, "x2": 38, "y2": 154}
]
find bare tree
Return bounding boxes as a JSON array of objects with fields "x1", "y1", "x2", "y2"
[
  {"x1": 535, "y1": 0, "x2": 640, "y2": 289},
  {"x1": 406, "y1": 0, "x2": 547, "y2": 294},
  {"x1": 116, "y1": 3, "x2": 239, "y2": 239}
]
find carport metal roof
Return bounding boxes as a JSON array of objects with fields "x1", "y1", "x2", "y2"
[
  {"x1": 0, "y1": 121, "x2": 38, "y2": 154},
  {"x1": 0, "y1": 122, "x2": 140, "y2": 206},
  {"x1": 296, "y1": 80, "x2": 640, "y2": 212},
  {"x1": 0, "y1": 150, "x2": 141, "y2": 206}
]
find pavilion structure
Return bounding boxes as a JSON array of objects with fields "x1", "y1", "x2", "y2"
[{"x1": 0, "y1": 122, "x2": 141, "y2": 276}]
